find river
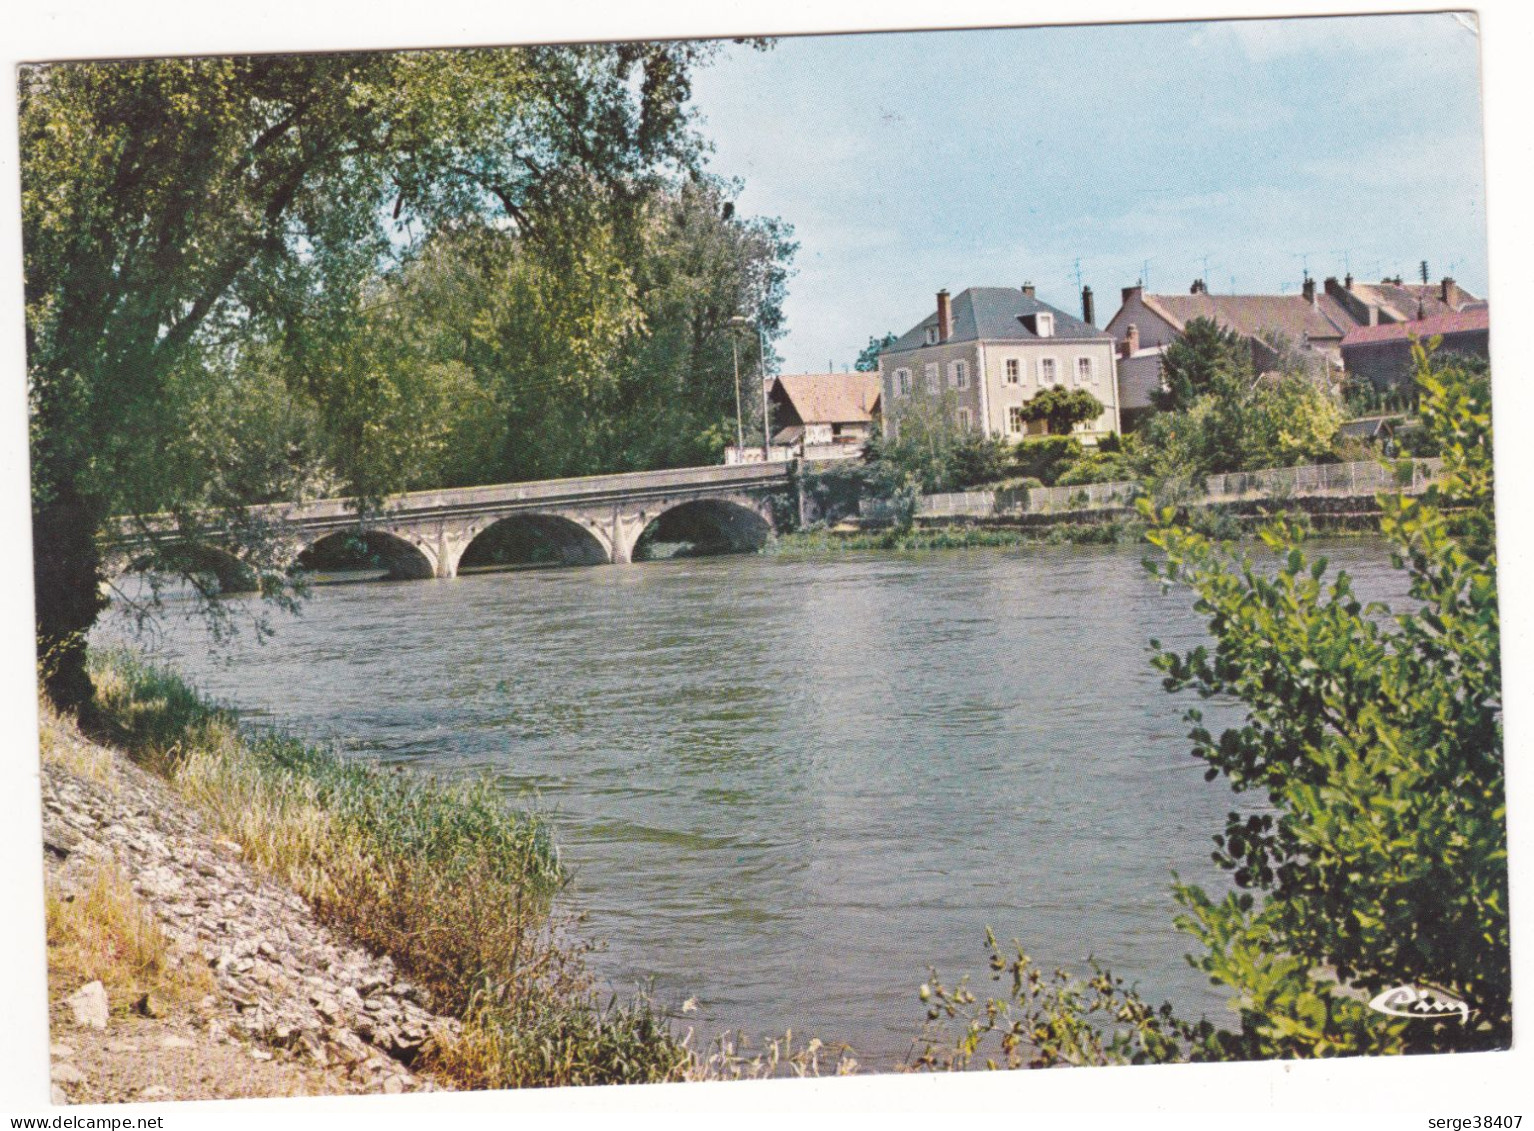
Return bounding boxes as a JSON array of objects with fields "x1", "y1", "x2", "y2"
[{"x1": 101, "y1": 540, "x2": 1412, "y2": 1069}]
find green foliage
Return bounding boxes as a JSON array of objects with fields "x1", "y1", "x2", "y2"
[
  {"x1": 1017, "y1": 386, "x2": 1103, "y2": 435},
  {"x1": 948, "y1": 433, "x2": 1013, "y2": 489},
  {"x1": 1143, "y1": 344, "x2": 1506, "y2": 1057},
  {"x1": 913, "y1": 930, "x2": 1221, "y2": 1069},
  {"x1": 1152, "y1": 316, "x2": 1251, "y2": 413},
  {"x1": 1011, "y1": 436, "x2": 1083, "y2": 485},
  {"x1": 799, "y1": 460, "x2": 871, "y2": 524},
  {"x1": 1054, "y1": 445, "x2": 1139, "y2": 487},
  {"x1": 1135, "y1": 369, "x2": 1343, "y2": 481},
  {"x1": 865, "y1": 391, "x2": 1006, "y2": 494},
  {"x1": 855, "y1": 332, "x2": 896, "y2": 372}
]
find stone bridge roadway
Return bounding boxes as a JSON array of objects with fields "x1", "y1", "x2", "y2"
[{"x1": 115, "y1": 462, "x2": 795, "y2": 584}]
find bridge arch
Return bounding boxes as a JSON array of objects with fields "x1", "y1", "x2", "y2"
[
  {"x1": 630, "y1": 496, "x2": 774, "y2": 562},
  {"x1": 455, "y1": 512, "x2": 612, "y2": 574},
  {"x1": 114, "y1": 543, "x2": 260, "y2": 595},
  {"x1": 293, "y1": 529, "x2": 438, "y2": 582}
]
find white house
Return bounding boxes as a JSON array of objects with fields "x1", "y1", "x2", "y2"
[{"x1": 878, "y1": 286, "x2": 1121, "y2": 444}]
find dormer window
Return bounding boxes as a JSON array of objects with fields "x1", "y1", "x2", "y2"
[
  {"x1": 1019, "y1": 312, "x2": 1055, "y2": 338},
  {"x1": 924, "y1": 326, "x2": 939, "y2": 346}
]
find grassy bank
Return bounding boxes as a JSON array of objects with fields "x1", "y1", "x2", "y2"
[
  {"x1": 773, "y1": 515, "x2": 1156, "y2": 554},
  {"x1": 85, "y1": 650, "x2": 697, "y2": 1089},
  {"x1": 773, "y1": 503, "x2": 1394, "y2": 556}
]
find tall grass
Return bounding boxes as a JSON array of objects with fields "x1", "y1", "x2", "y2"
[
  {"x1": 85, "y1": 650, "x2": 695, "y2": 1088},
  {"x1": 46, "y1": 858, "x2": 215, "y2": 1010},
  {"x1": 773, "y1": 520, "x2": 1150, "y2": 554}
]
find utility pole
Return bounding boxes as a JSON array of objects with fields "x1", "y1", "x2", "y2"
[{"x1": 730, "y1": 333, "x2": 745, "y2": 458}]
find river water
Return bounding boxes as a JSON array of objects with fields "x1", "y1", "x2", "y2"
[{"x1": 103, "y1": 540, "x2": 1411, "y2": 1068}]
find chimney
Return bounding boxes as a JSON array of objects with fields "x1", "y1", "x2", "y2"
[
  {"x1": 1190, "y1": 279, "x2": 1207, "y2": 295},
  {"x1": 1302, "y1": 277, "x2": 1316, "y2": 304},
  {"x1": 1021, "y1": 282, "x2": 1036, "y2": 298},
  {"x1": 1081, "y1": 285, "x2": 1095, "y2": 327},
  {"x1": 1122, "y1": 283, "x2": 1143, "y2": 305},
  {"x1": 1122, "y1": 322, "x2": 1140, "y2": 359},
  {"x1": 936, "y1": 289, "x2": 952, "y2": 342},
  {"x1": 1440, "y1": 276, "x2": 1458, "y2": 307},
  {"x1": 1344, "y1": 272, "x2": 1354, "y2": 289}
]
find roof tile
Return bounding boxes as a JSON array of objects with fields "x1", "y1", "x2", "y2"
[{"x1": 771, "y1": 372, "x2": 883, "y2": 425}]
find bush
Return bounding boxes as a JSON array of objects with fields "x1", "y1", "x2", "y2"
[
  {"x1": 1012, "y1": 436, "x2": 1082, "y2": 485},
  {"x1": 1144, "y1": 343, "x2": 1506, "y2": 1057},
  {"x1": 1054, "y1": 448, "x2": 1137, "y2": 487},
  {"x1": 947, "y1": 432, "x2": 1012, "y2": 489}
]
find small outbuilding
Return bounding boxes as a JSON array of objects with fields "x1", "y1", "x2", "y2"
[{"x1": 766, "y1": 372, "x2": 883, "y2": 460}]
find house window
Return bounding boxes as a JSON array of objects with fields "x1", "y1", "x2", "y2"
[
  {"x1": 1040, "y1": 357, "x2": 1057, "y2": 385},
  {"x1": 957, "y1": 407, "x2": 973, "y2": 431},
  {"x1": 1005, "y1": 358, "x2": 1021, "y2": 384},
  {"x1": 1076, "y1": 356, "x2": 1095, "y2": 385},
  {"x1": 1008, "y1": 405, "x2": 1025, "y2": 434},
  {"x1": 949, "y1": 360, "x2": 968, "y2": 389},
  {"x1": 895, "y1": 368, "x2": 911, "y2": 396},
  {"x1": 924, "y1": 362, "x2": 940, "y2": 393},
  {"x1": 924, "y1": 326, "x2": 939, "y2": 346}
]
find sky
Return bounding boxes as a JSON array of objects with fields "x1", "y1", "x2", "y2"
[{"x1": 686, "y1": 13, "x2": 1488, "y2": 374}]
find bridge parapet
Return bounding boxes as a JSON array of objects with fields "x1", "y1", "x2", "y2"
[{"x1": 263, "y1": 461, "x2": 793, "y2": 524}]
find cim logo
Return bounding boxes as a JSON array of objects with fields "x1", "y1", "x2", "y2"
[{"x1": 1368, "y1": 984, "x2": 1472, "y2": 1023}]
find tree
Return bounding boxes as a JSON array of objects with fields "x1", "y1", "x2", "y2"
[
  {"x1": 607, "y1": 176, "x2": 796, "y2": 471},
  {"x1": 22, "y1": 45, "x2": 726, "y2": 709},
  {"x1": 855, "y1": 333, "x2": 896, "y2": 372},
  {"x1": 1145, "y1": 344, "x2": 1506, "y2": 1056},
  {"x1": 1152, "y1": 316, "x2": 1251, "y2": 413},
  {"x1": 361, "y1": 175, "x2": 795, "y2": 485},
  {"x1": 1017, "y1": 387, "x2": 1103, "y2": 436}
]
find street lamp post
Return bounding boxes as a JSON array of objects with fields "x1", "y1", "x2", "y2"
[
  {"x1": 730, "y1": 315, "x2": 773, "y2": 461},
  {"x1": 730, "y1": 333, "x2": 744, "y2": 459},
  {"x1": 757, "y1": 324, "x2": 772, "y2": 461}
]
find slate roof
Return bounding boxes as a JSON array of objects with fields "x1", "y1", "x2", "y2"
[
  {"x1": 770, "y1": 372, "x2": 883, "y2": 426},
  {"x1": 1340, "y1": 307, "x2": 1490, "y2": 347},
  {"x1": 1140, "y1": 292, "x2": 1356, "y2": 344},
  {"x1": 884, "y1": 287, "x2": 1112, "y2": 354},
  {"x1": 1340, "y1": 416, "x2": 1401, "y2": 439}
]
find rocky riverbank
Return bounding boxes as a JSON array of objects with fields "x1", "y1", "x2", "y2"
[{"x1": 39, "y1": 705, "x2": 458, "y2": 1104}]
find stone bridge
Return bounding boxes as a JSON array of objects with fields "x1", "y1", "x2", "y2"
[{"x1": 112, "y1": 462, "x2": 795, "y2": 585}]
